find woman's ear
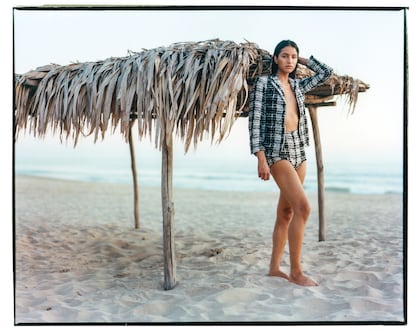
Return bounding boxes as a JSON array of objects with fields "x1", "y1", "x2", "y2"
[{"x1": 273, "y1": 55, "x2": 278, "y2": 65}]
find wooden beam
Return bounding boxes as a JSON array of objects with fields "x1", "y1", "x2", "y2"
[
  {"x1": 128, "y1": 122, "x2": 140, "y2": 229},
  {"x1": 308, "y1": 106, "x2": 326, "y2": 242},
  {"x1": 305, "y1": 102, "x2": 336, "y2": 108},
  {"x1": 161, "y1": 133, "x2": 177, "y2": 290},
  {"x1": 305, "y1": 95, "x2": 334, "y2": 104}
]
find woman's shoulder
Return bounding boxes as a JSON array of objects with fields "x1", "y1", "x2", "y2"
[
  {"x1": 253, "y1": 75, "x2": 272, "y2": 86},
  {"x1": 256, "y1": 75, "x2": 270, "y2": 81}
]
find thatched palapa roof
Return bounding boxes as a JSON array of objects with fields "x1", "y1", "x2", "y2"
[
  {"x1": 14, "y1": 39, "x2": 370, "y2": 289},
  {"x1": 14, "y1": 39, "x2": 369, "y2": 151}
]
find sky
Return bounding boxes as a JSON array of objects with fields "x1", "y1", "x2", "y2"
[{"x1": 12, "y1": 5, "x2": 406, "y2": 168}]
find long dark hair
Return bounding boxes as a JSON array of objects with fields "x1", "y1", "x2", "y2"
[{"x1": 271, "y1": 40, "x2": 299, "y2": 78}]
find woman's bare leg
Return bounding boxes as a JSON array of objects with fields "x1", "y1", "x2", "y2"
[
  {"x1": 268, "y1": 193, "x2": 292, "y2": 279},
  {"x1": 270, "y1": 160, "x2": 318, "y2": 286}
]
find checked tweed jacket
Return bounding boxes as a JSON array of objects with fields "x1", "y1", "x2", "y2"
[{"x1": 249, "y1": 56, "x2": 333, "y2": 160}]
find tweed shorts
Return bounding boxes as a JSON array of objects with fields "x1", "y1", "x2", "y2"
[{"x1": 267, "y1": 130, "x2": 306, "y2": 169}]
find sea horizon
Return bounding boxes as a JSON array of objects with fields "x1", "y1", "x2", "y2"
[{"x1": 14, "y1": 150, "x2": 404, "y2": 195}]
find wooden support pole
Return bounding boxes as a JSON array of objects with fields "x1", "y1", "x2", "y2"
[
  {"x1": 161, "y1": 133, "x2": 177, "y2": 290},
  {"x1": 308, "y1": 106, "x2": 326, "y2": 241},
  {"x1": 128, "y1": 122, "x2": 140, "y2": 229}
]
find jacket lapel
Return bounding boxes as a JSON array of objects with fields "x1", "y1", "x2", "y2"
[
  {"x1": 270, "y1": 75, "x2": 305, "y2": 114},
  {"x1": 291, "y1": 78, "x2": 305, "y2": 113},
  {"x1": 269, "y1": 75, "x2": 286, "y2": 103}
]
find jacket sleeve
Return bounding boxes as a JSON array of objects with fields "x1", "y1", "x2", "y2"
[
  {"x1": 299, "y1": 56, "x2": 333, "y2": 94},
  {"x1": 249, "y1": 76, "x2": 266, "y2": 155}
]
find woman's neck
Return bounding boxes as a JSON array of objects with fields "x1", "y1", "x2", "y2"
[{"x1": 277, "y1": 72, "x2": 290, "y2": 84}]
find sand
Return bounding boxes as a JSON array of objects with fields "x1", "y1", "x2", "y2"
[{"x1": 14, "y1": 175, "x2": 405, "y2": 324}]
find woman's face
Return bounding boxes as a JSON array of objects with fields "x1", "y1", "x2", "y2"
[{"x1": 274, "y1": 45, "x2": 298, "y2": 75}]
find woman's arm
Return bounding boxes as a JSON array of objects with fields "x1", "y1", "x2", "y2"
[
  {"x1": 249, "y1": 76, "x2": 271, "y2": 181},
  {"x1": 249, "y1": 76, "x2": 266, "y2": 155},
  {"x1": 298, "y1": 56, "x2": 333, "y2": 94}
]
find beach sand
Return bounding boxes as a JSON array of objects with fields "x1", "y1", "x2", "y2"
[{"x1": 14, "y1": 175, "x2": 405, "y2": 323}]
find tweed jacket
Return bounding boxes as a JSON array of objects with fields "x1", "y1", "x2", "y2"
[{"x1": 249, "y1": 56, "x2": 333, "y2": 158}]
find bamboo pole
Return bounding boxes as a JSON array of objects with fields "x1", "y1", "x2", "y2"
[
  {"x1": 308, "y1": 106, "x2": 325, "y2": 241},
  {"x1": 161, "y1": 133, "x2": 177, "y2": 290},
  {"x1": 128, "y1": 122, "x2": 140, "y2": 229}
]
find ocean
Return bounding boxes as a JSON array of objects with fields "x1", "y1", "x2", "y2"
[{"x1": 14, "y1": 142, "x2": 404, "y2": 195}]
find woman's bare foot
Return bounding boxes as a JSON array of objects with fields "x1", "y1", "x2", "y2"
[
  {"x1": 268, "y1": 269, "x2": 289, "y2": 280},
  {"x1": 289, "y1": 272, "x2": 319, "y2": 286}
]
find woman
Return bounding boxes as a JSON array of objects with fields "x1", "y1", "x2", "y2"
[{"x1": 249, "y1": 40, "x2": 333, "y2": 286}]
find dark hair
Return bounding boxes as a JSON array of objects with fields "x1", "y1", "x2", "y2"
[{"x1": 271, "y1": 40, "x2": 299, "y2": 78}]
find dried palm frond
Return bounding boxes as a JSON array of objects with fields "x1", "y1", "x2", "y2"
[{"x1": 14, "y1": 39, "x2": 369, "y2": 150}]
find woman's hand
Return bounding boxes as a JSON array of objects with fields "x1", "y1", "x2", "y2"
[
  {"x1": 298, "y1": 56, "x2": 308, "y2": 66},
  {"x1": 256, "y1": 151, "x2": 270, "y2": 181}
]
